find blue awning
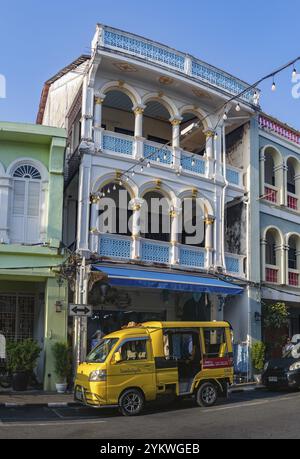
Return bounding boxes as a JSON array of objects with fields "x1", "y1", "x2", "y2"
[{"x1": 93, "y1": 265, "x2": 244, "y2": 295}]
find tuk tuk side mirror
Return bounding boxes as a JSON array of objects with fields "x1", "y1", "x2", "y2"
[{"x1": 114, "y1": 351, "x2": 122, "y2": 364}]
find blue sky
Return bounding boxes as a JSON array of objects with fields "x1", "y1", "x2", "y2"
[{"x1": 0, "y1": 0, "x2": 299, "y2": 128}]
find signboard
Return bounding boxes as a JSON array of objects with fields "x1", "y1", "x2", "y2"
[{"x1": 69, "y1": 304, "x2": 92, "y2": 317}]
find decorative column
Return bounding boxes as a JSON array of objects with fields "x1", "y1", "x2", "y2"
[
  {"x1": 278, "y1": 244, "x2": 287, "y2": 285},
  {"x1": 294, "y1": 173, "x2": 300, "y2": 209},
  {"x1": 274, "y1": 162, "x2": 285, "y2": 206},
  {"x1": 261, "y1": 238, "x2": 267, "y2": 282},
  {"x1": 259, "y1": 151, "x2": 265, "y2": 197},
  {"x1": 170, "y1": 207, "x2": 182, "y2": 265},
  {"x1": 133, "y1": 105, "x2": 146, "y2": 160},
  {"x1": 205, "y1": 216, "x2": 215, "y2": 268},
  {"x1": 129, "y1": 198, "x2": 145, "y2": 259},
  {"x1": 204, "y1": 130, "x2": 215, "y2": 179},
  {"x1": 282, "y1": 162, "x2": 288, "y2": 207},
  {"x1": 40, "y1": 179, "x2": 49, "y2": 242},
  {"x1": 214, "y1": 188, "x2": 224, "y2": 269},
  {"x1": 93, "y1": 93, "x2": 106, "y2": 150},
  {"x1": 214, "y1": 126, "x2": 224, "y2": 182},
  {"x1": 89, "y1": 195, "x2": 100, "y2": 253},
  {"x1": 170, "y1": 117, "x2": 182, "y2": 169},
  {"x1": 81, "y1": 75, "x2": 94, "y2": 143},
  {"x1": 0, "y1": 176, "x2": 12, "y2": 244}
]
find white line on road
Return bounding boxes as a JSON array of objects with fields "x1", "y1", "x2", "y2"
[
  {"x1": 0, "y1": 419, "x2": 107, "y2": 428},
  {"x1": 206, "y1": 393, "x2": 300, "y2": 413}
]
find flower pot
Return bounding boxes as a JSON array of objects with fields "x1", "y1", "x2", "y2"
[
  {"x1": 12, "y1": 371, "x2": 29, "y2": 392},
  {"x1": 55, "y1": 382, "x2": 68, "y2": 394}
]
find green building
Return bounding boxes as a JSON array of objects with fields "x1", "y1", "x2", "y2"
[{"x1": 0, "y1": 122, "x2": 68, "y2": 390}]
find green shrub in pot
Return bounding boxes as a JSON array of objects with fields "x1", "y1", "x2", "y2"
[
  {"x1": 7, "y1": 339, "x2": 41, "y2": 391},
  {"x1": 52, "y1": 342, "x2": 71, "y2": 393}
]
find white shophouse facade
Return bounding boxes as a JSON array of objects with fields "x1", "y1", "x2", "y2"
[{"x1": 38, "y1": 25, "x2": 262, "y2": 367}]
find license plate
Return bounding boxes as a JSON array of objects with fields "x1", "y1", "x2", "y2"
[{"x1": 268, "y1": 377, "x2": 278, "y2": 383}]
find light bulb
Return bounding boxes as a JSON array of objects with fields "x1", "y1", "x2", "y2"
[
  {"x1": 192, "y1": 158, "x2": 195, "y2": 167},
  {"x1": 156, "y1": 156, "x2": 160, "y2": 162},
  {"x1": 235, "y1": 103, "x2": 241, "y2": 112},
  {"x1": 131, "y1": 171, "x2": 135, "y2": 177},
  {"x1": 292, "y1": 68, "x2": 297, "y2": 79},
  {"x1": 126, "y1": 177, "x2": 129, "y2": 182},
  {"x1": 107, "y1": 188, "x2": 111, "y2": 194},
  {"x1": 113, "y1": 184, "x2": 116, "y2": 191},
  {"x1": 272, "y1": 81, "x2": 276, "y2": 92},
  {"x1": 141, "y1": 166, "x2": 144, "y2": 172},
  {"x1": 147, "y1": 162, "x2": 151, "y2": 168},
  {"x1": 119, "y1": 180, "x2": 122, "y2": 186},
  {"x1": 223, "y1": 111, "x2": 228, "y2": 120}
]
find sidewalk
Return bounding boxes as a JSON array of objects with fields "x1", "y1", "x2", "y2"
[
  {"x1": 0, "y1": 390, "x2": 79, "y2": 408},
  {"x1": 0, "y1": 383, "x2": 265, "y2": 408}
]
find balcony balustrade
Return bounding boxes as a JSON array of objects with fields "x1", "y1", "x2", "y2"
[
  {"x1": 225, "y1": 253, "x2": 245, "y2": 278},
  {"x1": 288, "y1": 269, "x2": 300, "y2": 287},
  {"x1": 97, "y1": 234, "x2": 244, "y2": 278},
  {"x1": 99, "y1": 25, "x2": 258, "y2": 104},
  {"x1": 264, "y1": 185, "x2": 278, "y2": 204},
  {"x1": 265, "y1": 265, "x2": 279, "y2": 284},
  {"x1": 287, "y1": 192, "x2": 298, "y2": 211},
  {"x1": 98, "y1": 130, "x2": 243, "y2": 187},
  {"x1": 259, "y1": 115, "x2": 300, "y2": 147}
]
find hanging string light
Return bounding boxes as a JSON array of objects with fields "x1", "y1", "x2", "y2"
[
  {"x1": 191, "y1": 158, "x2": 196, "y2": 167},
  {"x1": 235, "y1": 103, "x2": 241, "y2": 112},
  {"x1": 271, "y1": 79, "x2": 276, "y2": 91},
  {"x1": 147, "y1": 161, "x2": 151, "y2": 168},
  {"x1": 113, "y1": 184, "x2": 117, "y2": 191},
  {"x1": 292, "y1": 67, "x2": 297, "y2": 79},
  {"x1": 223, "y1": 111, "x2": 228, "y2": 120}
]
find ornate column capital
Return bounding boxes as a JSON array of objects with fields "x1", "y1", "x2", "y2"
[
  {"x1": 204, "y1": 129, "x2": 215, "y2": 139},
  {"x1": 133, "y1": 104, "x2": 146, "y2": 115},
  {"x1": 170, "y1": 116, "x2": 183, "y2": 126},
  {"x1": 129, "y1": 197, "x2": 145, "y2": 211},
  {"x1": 94, "y1": 93, "x2": 106, "y2": 105}
]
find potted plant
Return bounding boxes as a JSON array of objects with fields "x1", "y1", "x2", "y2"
[
  {"x1": 52, "y1": 342, "x2": 71, "y2": 393},
  {"x1": 7, "y1": 339, "x2": 41, "y2": 391},
  {"x1": 251, "y1": 341, "x2": 266, "y2": 384}
]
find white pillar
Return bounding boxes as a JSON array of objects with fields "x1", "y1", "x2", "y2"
[
  {"x1": 204, "y1": 130, "x2": 215, "y2": 179},
  {"x1": 89, "y1": 198, "x2": 99, "y2": 253},
  {"x1": 0, "y1": 176, "x2": 12, "y2": 244},
  {"x1": 129, "y1": 198, "x2": 145, "y2": 259},
  {"x1": 214, "y1": 126, "x2": 224, "y2": 182},
  {"x1": 259, "y1": 151, "x2": 265, "y2": 197},
  {"x1": 170, "y1": 207, "x2": 182, "y2": 265},
  {"x1": 81, "y1": 76, "x2": 94, "y2": 142},
  {"x1": 93, "y1": 93, "x2": 106, "y2": 150},
  {"x1": 77, "y1": 154, "x2": 92, "y2": 252},
  {"x1": 40, "y1": 180, "x2": 49, "y2": 242},
  {"x1": 205, "y1": 216, "x2": 215, "y2": 268},
  {"x1": 274, "y1": 163, "x2": 285, "y2": 206},
  {"x1": 261, "y1": 239, "x2": 267, "y2": 282},
  {"x1": 133, "y1": 105, "x2": 145, "y2": 160},
  {"x1": 214, "y1": 189, "x2": 223, "y2": 269},
  {"x1": 170, "y1": 118, "x2": 182, "y2": 169}
]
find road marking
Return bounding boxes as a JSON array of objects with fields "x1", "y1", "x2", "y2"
[
  {"x1": 206, "y1": 393, "x2": 300, "y2": 413},
  {"x1": 0, "y1": 419, "x2": 107, "y2": 428}
]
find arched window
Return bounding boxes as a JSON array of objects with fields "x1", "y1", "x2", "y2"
[
  {"x1": 264, "y1": 228, "x2": 282, "y2": 284},
  {"x1": 10, "y1": 164, "x2": 42, "y2": 244},
  {"x1": 141, "y1": 191, "x2": 170, "y2": 242}
]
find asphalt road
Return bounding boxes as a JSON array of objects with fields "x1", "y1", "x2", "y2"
[{"x1": 0, "y1": 389, "x2": 300, "y2": 439}]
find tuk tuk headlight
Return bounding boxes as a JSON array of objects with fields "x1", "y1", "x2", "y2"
[
  {"x1": 289, "y1": 362, "x2": 300, "y2": 372},
  {"x1": 89, "y1": 369, "x2": 107, "y2": 381}
]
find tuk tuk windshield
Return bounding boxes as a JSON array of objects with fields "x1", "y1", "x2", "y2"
[{"x1": 86, "y1": 338, "x2": 119, "y2": 363}]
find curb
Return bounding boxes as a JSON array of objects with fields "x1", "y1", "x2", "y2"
[{"x1": 229, "y1": 385, "x2": 265, "y2": 394}]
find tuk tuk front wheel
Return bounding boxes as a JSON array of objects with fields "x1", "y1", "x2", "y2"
[
  {"x1": 119, "y1": 389, "x2": 145, "y2": 416},
  {"x1": 196, "y1": 382, "x2": 218, "y2": 407}
]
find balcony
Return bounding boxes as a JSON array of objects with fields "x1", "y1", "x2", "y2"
[
  {"x1": 99, "y1": 130, "x2": 243, "y2": 186},
  {"x1": 98, "y1": 25, "x2": 258, "y2": 105},
  {"x1": 265, "y1": 265, "x2": 279, "y2": 284}
]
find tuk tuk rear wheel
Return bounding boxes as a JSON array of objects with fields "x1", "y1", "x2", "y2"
[
  {"x1": 196, "y1": 382, "x2": 218, "y2": 407},
  {"x1": 119, "y1": 389, "x2": 145, "y2": 416}
]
